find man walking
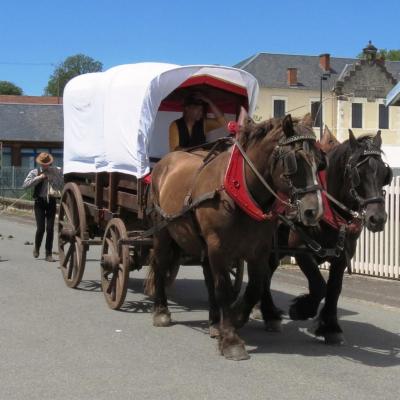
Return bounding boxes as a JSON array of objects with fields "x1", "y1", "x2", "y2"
[{"x1": 23, "y1": 153, "x2": 63, "y2": 262}]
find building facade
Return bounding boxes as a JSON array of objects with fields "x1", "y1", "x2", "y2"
[
  {"x1": 0, "y1": 96, "x2": 63, "y2": 168},
  {"x1": 235, "y1": 42, "x2": 400, "y2": 144}
]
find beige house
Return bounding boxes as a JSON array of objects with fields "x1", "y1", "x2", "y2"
[{"x1": 235, "y1": 42, "x2": 400, "y2": 145}]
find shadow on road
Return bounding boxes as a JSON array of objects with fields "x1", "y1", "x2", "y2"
[
  {"x1": 71, "y1": 272, "x2": 400, "y2": 368},
  {"x1": 239, "y1": 288, "x2": 400, "y2": 368}
]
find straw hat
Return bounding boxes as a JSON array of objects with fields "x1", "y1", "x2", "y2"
[{"x1": 36, "y1": 152, "x2": 53, "y2": 166}]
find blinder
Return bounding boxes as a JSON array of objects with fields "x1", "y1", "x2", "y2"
[
  {"x1": 283, "y1": 151, "x2": 297, "y2": 176},
  {"x1": 384, "y1": 165, "x2": 393, "y2": 187}
]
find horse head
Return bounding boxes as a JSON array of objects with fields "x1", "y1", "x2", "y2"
[
  {"x1": 345, "y1": 129, "x2": 391, "y2": 232},
  {"x1": 239, "y1": 113, "x2": 324, "y2": 226}
]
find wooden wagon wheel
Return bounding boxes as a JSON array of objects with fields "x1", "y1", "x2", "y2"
[
  {"x1": 100, "y1": 218, "x2": 130, "y2": 310},
  {"x1": 230, "y1": 259, "x2": 245, "y2": 298},
  {"x1": 58, "y1": 182, "x2": 88, "y2": 288}
]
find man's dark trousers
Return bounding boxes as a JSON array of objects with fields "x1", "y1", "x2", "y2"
[{"x1": 34, "y1": 197, "x2": 57, "y2": 256}]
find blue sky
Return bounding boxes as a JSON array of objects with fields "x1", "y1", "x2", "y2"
[{"x1": 1, "y1": 0, "x2": 399, "y2": 95}]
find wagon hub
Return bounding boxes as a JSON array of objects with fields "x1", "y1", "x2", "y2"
[
  {"x1": 60, "y1": 224, "x2": 76, "y2": 241},
  {"x1": 101, "y1": 253, "x2": 121, "y2": 271}
]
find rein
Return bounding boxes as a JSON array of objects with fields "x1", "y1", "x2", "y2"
[{"x1": 232, "y1": 139, "x2": 293, "y2": 208}]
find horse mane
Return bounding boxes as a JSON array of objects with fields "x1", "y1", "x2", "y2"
[
  {"x1": 238, "y1": 116, "x2": 312, "y2": 149},
  {"x1": 237, "y1": 117, "x2": 279, "y2": 148}
]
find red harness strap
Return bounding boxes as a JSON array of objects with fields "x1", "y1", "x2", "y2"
[
  {"x1": 318, "y1": 171, "x2": 362, "y2": 233},
  {"x1": 224, "y1": 144, "x2": 288, "y2": 221}
]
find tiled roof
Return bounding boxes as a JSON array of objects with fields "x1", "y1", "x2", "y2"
[
  {"x1": 234, "y1": 53, "x2": 400, "y2": 90},
  {"x1": 0, "y1": 103, "x2": 63, "y2": 142}
]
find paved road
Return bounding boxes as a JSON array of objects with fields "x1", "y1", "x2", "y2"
[{"x1": 0, "y1": 213, "x2": 399, "y2": 400}]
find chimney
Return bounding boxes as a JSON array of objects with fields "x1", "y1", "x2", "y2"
[
  {"x1": 287, "y1": 68, "x2": 298, "y2": 86},
  {"x1": 319, "y1": 53, "x2": 330, "y2": 72}
]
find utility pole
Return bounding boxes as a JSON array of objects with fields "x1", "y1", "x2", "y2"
[{"x1": 319, "y1": 73, "x2": 330, "y2": 140}]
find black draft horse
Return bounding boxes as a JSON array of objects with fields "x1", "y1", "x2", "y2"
[{"x1": 258, "y1": 129, "x2": 393, "y2": 344}]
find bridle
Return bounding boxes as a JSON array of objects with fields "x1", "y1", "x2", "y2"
[
  {"x1": 345, "y1": 145, "x2": 393, "y2": 209},
  {"x1": 272, "y1": 133, "x2": 323, "y2": 202}
]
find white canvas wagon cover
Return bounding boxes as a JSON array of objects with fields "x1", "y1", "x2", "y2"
[{"x1": 63, "y1": 62, "x2": 259, "y2": 178}]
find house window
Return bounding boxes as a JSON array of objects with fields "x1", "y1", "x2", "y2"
[
  {"x1": 352, "y1": 103, "x2": 363, "y2": 128},
  {"x1": 50, "y1": 149, "x2": 63, "y2": 167},
  {"x1": 273, "y1": 99, "x2": 286, "y2": 118},
  {"x1": 311, "y1": 101, "x2": 322, "y2": 127},
  {"x1": 21, "y1": 148, "x2": 38, "y2": 169},
  {"x1": 0, "y1": 146, "x2": 12, "y2": 167},
  {"x1": 379, "y1": 104, "x2": 389, "y2": 129},
  {"x1": 20, "y1": 147, "x2": 63, "y2": 169}
]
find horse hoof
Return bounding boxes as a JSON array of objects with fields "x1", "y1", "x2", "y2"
[
  {"x1": 324, "y1": 332, "x2": 345, "y2": 345},
  {"x1": 264, "y1": 319, "x2": 282, "y2": 332},
  {"x1": 209, "y1": 324, "x2": 220, "y2": 338},
  {"x1": 153, "y1": 312, "x2": 171, "y2": 327},
  {"x1": 289, "y1": 307, "x2": 301, "y2": 321},
  {"x1": 251, "y1": 308, "x2": 263, "y2": 320},
  {"x1": 222, "y1": 344, "x2": 250, "y2": 361}
]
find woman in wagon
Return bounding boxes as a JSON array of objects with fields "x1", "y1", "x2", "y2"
[
  {"x1": 23, "y1": 152, "x2": 64, "y2": 262},
  {"x1": 169, "y1": 92, "x2": 227, "y2": 151}
]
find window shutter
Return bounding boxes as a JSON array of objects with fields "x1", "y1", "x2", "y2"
[
  {"x1": 273, "y1": 100, "x2": 285, "y2": 118},
  {"x1": 379, "y1": 104, "x2": 389, "y2": 129},
  {"x1": 311, "y1": 102, "x2": 322, "y2": 127},
  {"x1": 352, "y1": 103, "x2": 363, "y2": 128}
]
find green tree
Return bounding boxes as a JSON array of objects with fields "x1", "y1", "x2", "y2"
[
  {"x1": 44, "y1": 54, "x2": 103, "y2": 96},
  {"x1": 357, "y1": 48, "x2": 400, "y2": 61},
  {"x1": 0, "y1": 81, "x2": 23, "y2": 95},
  {"x1": 377, "y1": 49, "x2": 400, "y2": 61}
]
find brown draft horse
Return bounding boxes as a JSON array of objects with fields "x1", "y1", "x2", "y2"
[
  {"x1": 145, "y1": 114, "x2": 325, "y2": 360},
  {"x1": 259, "y1": 129, "x2": 392, "y2": 344}
]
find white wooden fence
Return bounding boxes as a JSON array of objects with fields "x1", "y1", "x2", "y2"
[{"x1": 352, "y1": 176, "x2": 400, "y2": 279}]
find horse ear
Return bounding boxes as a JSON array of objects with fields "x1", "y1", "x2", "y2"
[
  {"x1": 373, "y1": 130, "x2": 382, "y2": 148},
  {"x1": 282, "y1": 114, "x2": 294, "y2": 137},
  {"x1": 301, "y1": 113, "x2": 313, "y2": 128},
  {"x1": 348, "y1": 129, "x2": 359, "y2": 151},
  {"x1": 320, "y1": 125, "x2": 340, "y2": 153},
  {"x1": 237, "y1": 106, "x2": 248, "y2": 127}
]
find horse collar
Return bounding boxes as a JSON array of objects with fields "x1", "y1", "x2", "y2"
[{"x1": 224, "y1": 144, "x2": 287, "y2": 221}]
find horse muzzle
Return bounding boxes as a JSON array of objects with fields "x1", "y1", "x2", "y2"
[
  {"x1": 295, "y1": 190, "x2": 324, "y2": 227},
  {"x1": 365, "y1": 211, "x2": 387, "y2": 232}
]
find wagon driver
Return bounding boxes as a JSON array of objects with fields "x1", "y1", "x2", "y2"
[
  {"x1": 169, "y1": 93, "x2": 227, "y2": 151},
  {"x1": 23, "y1": 152, "x2": 64, "y2": 262}
]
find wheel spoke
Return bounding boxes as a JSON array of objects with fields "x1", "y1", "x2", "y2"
[
  {"x1": 116, "y1": 265, "x2": 123, "y2": 293},
  {"x1": 67, "y1": 247, "x2": 77, "y2": 280},
  {"x1": 62, "y1": 243, "x2": 73, "y2": 268},
  {"x1": 61, "y1": 201, "x2": 73, "y2": 224},
  {"x1": 110, "y1": 228, "x2": 119, "y2": 254},
  {"x1": 65, "y1": 191, "x2": 78, "y2": 228},
  {"x1": 105, "y1": 238, "x2": 114, "y2": 255},
  {"x1": 106, "y1": 272, "x2": 118, "y2": 295},
  {"x1": 111, "y1": 284, "x2": 116, "y2": 302}
]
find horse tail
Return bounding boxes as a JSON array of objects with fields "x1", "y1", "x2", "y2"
[{"x1": 144, "y1": 243, "x2": 181, "y2": 297}]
